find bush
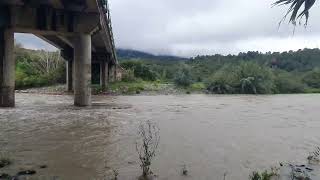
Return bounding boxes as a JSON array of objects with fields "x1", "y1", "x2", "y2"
[
  {"x1": 303, "y1": 68, "x2": 320, "y2": 88},
  {"x1": 274, "y1": 70, "x2": 305, "y2": 93},
  {"x1": 205, "y1": 62, "x2": 275, "y2": 94},
  {"x1": 234, "y1": 62, "x2": 275, "y2": 94},
  {"x1": 249, "y1": 167, "x2": 279, "y2": 180},
  {"x1": 14, "y1": 48, "x2": 65, "y2": 89},
  {"x1": 174, "y1": 65, "x2": 193, "y2": 87},
  {"x1": 121, "y1": 61, "x2": 157, "y2": 81},
  {"x1": 136, "y1": 120, "x2": 160, "y2": 178},
  {"x1": 190, "y1": 82, "x2": 206, "y2": 91},
  {"x1": 121, "y1": 69, "x2": 136, "y2": 82},
  {"x1": 205, "y1": 64, "x2": 237, "y2": 94}
]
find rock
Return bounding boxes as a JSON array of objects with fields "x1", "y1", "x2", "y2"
[
  {"x1": 0, "y1": 173, "x2": 11, "y2": 179},
  {"x1": 17, "y1": 170, "x2": 36, "y2": 176},
  {"x1": 181, "y1": 165, "x2": 188, "y2": 176},
  {"x1": 0, "y1": 159, "x2": 11, "y2": 168},
  {"x1": 39, "y1": 165, "x2": 48, "y2": 169}
]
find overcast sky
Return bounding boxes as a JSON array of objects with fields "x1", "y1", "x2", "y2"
[{"x1": 16, "y1": 0, "x2": 320, "y2": 57}]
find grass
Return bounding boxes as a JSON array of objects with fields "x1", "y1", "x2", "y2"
[
  {"x1": 304, "y1": 88, "x2": 320, "y2": 94},
  {"x1": 107, "y1": 80, "x2": 176, "y2": 95},
  {"x1": 189, "y1": 82, "x2": 206, "y2": 92},
  {"x1": 249, "y1": 167, "x2": 279, "y2": 180},
  {"x1": 93, "y1": 80, "x2": 205, "y2": 95}
]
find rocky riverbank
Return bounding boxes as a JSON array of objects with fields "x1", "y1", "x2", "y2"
[{"x1": 15, "y1": 83, "x2": 197, "y2": 96}]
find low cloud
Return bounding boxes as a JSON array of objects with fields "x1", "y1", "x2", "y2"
[{"x1": 15, "y1": 0, "x2": 320, "y2": 57}]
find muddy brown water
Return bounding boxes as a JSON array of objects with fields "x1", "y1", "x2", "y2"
[{"x1": 0, "y1": 93, "x2": 320, "y2": 180}]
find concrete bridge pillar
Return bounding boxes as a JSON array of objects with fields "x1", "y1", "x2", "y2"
[
  {"x1": 113, "y1": 65, "x2": 117, "y2": 81},
  {"x1": 108, "y1": 64, "x2": 116, "y2": 82},
  {"x1": 100, "y1": 60, "x2": 108, "y2": 91},
  {"x1": 73, "y1": 34, "x2": 91, "y2": 106},
  {"x1": 66, "y1": 60, "x2": 73, "y2": 92},
  {"x1": 0, "y1": 29, "x2": 15, "y2": 107}
]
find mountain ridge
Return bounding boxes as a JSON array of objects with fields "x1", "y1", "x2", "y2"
[{"x1": 116, "y1": 49, "x2": 188, "y2": 61}]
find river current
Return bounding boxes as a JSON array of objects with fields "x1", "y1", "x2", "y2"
[{"x1": 0, "y1": 94, "x2": 320, "y2": 180}]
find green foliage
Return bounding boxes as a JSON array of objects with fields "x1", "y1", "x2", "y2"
[
  {"x1": 174, "y1": 65, "x2": 193, "y2": 87},
  {"x1": 234, "y1": 62, "x2": 275, "y2": 94},
  {"x1": 303, "y1": 68, "x2": 320, "y2": 88},
  {"x1": 249, "y1": 169, "x2": 278, "y2": 180},
  {"x1": 189, "y1": 82, "x2": 206, "y2": 91},
  {"x1": 109, "y1": 80, "x2": 146, "y2": 95},
  {"x1": 121, "y1": 69, "x2": 136, "y2": 82},
  {"x1": 14, "y1": 46, "x2": 65, "y2": 89},
  {"x1": 205, "y1": 65, "x2": 235, "y2": 94},
  {"x1": 121, "y1": 61, "x2": 157, "y2": 81},
  {"x1": 274, "y1": 70, "x2": 305, "y2": 93},
  {"x1": 206, "y1": 62, "x2": 275, "y2": 94}
]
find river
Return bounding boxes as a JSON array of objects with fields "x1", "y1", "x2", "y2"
[{"x1": 0, "y1": 93, "x2": 320, "y2": 180}]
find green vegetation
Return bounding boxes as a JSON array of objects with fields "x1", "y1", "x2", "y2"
[
  {"x1": 249, "y1": 168, "x2": 279, "y2": 180},
  {"x1": 117, "y1": 48, "x2": 320, "y2": 94},
  {"x1": 13, "y1": 44, "x2": 320, "y2": 95},
  {"x1": 14, "y1": 43, "x2": 65, "y2": 89}
]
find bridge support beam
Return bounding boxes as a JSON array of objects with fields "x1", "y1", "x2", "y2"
[
  {"x1": 73, "y1": 34, "x2": 91, "y2": 106},
  {"x1": 100, "y1": 60, "x2": 108, "y2": 91},
  {"x1": 66, "y1": 60, "x2": 73, "y2": 92},
  {"x1": 0, "y1": 29, "x2": 15, "y2": 107}
]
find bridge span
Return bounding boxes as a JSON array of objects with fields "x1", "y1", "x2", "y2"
[{"x1": 0, "y1": 0, "x2": 118, "y2": 107}]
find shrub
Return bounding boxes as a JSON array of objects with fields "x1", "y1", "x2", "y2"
[
  {"x1": 249, "y1": 168, "x2": 279, "y2": 180},
  {"x1": 274, "y1": 70, "x2": 305, "y2": 93},
  {"x1": 121, "y1": 61, "x2": 157, "y2": 81},
  {"x1": 174, "y1": 65, "x2": 193, "y2": 87},
  {"x1": 14, "y1": 49, "x2": 66, "y2": 89},
  {"x1": 121, "y1": 69, "x2": 136, "y2": 82},
  {"x1": 234, "y1": 62, "x2": 275, "y2": 94},
  {"x1": 303, "y1": 68, "x2": 320, "y2": 88},
  {"x1": 205, "y1": 65, "x2": 236, "y2": 94},
  {"x1": 205, "y1": 62, "x2": 275, "y2": 94},
  {"x1": 136, "y1": 120, "x2": 160, "y2": 178},
  {"x1": 190, "y1": 82, "x2": 206, "y2": 91}
]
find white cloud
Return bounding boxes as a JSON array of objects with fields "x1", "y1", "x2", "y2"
[
  {"x1": 109, "y1": 0, "x2": 320, "y2": 56},
  {"x1": 15, "y1": 0, "x2": 320, "y2": 57},
  {"x1": 15, "y1": 33, "x2": 57, "y2": 51}
]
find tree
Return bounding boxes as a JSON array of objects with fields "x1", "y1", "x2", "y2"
[
  {"x1": 174, "y1": 65, "x2": 193, "y2": 87},
  {"x1": 273, "y1": 0, "x2": 316, "y2": 26}
]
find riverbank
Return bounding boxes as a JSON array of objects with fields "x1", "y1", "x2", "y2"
[
  {"x1": 15, "y1": 81, "x2": 320, "y2": 97},
  {"x1": 15, "y1": 82, "x2": 205, "y2": 96}
]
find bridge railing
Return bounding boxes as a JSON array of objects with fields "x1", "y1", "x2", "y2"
[{"x1": 98, "y1": 0, "x2": 118, "y2": 64}]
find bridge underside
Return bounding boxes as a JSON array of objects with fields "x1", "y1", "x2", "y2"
[{"x1": 0, "y1": 0, "x2": 118, "y2": 107}]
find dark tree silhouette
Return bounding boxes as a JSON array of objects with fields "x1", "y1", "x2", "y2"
[{"x1": 273, "y1": 0, "x2": 316, "y2": 26}]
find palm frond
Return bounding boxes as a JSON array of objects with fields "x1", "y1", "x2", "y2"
[{"x1": 273, "y1": 0, "x2": 316, "y2": 26}]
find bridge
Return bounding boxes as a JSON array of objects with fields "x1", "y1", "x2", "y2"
[{"x1": 0, "y1": 0, "x2": 118, "y2": 107}]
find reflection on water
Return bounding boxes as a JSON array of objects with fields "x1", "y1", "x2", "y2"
[{"x1": 0, "y1": 94, "x2": 320, "y2": 180}]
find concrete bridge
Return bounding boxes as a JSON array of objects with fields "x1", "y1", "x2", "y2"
[{"x1": 0, "y1": 0, "x2": 118, "y2": 107}]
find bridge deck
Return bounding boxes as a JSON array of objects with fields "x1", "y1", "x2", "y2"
[{"x1": 0, "y1": 0, "x2": 118, "y2": 107}]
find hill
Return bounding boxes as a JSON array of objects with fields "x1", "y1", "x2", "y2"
[{"x1": 116, "y1": 49, "x2": 187, "y2": 61}]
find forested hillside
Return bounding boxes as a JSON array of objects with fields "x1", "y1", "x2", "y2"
[{"x1": 119, "y1": 48, "x2": 320, "y2": 94}]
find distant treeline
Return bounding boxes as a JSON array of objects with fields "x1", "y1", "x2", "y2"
[
  {"x1": 13, "y1": 45, "x2": 320, "y2": 94},
  {"x1": 119, "y1": 48, "x2": 320, "y2": 94}
]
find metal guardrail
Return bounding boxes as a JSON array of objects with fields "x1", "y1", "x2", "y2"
[{"x1": 98, "y1": 0, "x2": 118, "y2": 64}]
